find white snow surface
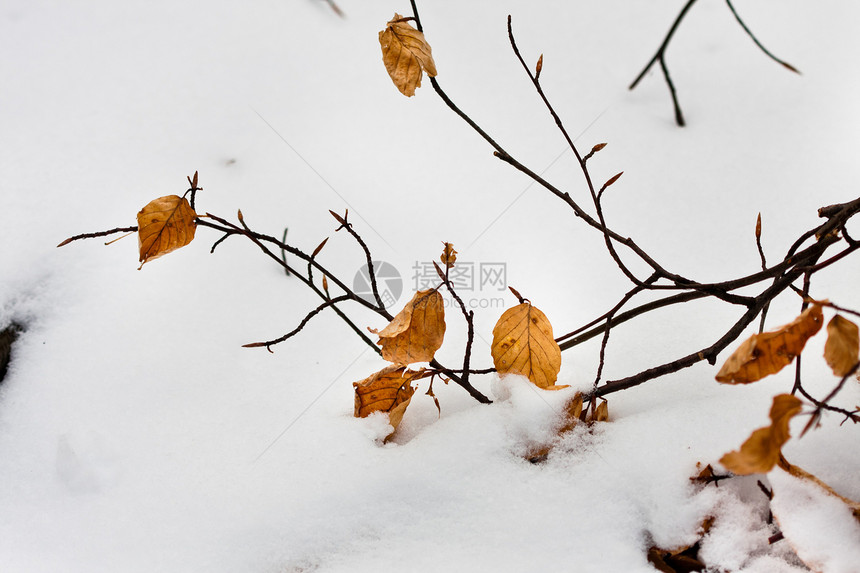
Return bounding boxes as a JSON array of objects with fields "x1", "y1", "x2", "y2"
[{"x1": 1, "y1": 0, "x2": 859, "y2": 571}]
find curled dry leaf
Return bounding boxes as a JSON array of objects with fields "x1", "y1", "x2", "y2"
[
  {"x1": 440, "y1": 242, "x2": 457, "y2": 269},
  {"x1": 715, "y1": 304, "x2": 823, "y2": 384},
  {"x1": 353, "y1": 365, "x2": 421, "y2": 436},
  {"x1": 137, "y1": 195, "x2": 197, "y2": 269},
  {"x1": 491, "y1": 302, "x2": 564, "y2": 389},
  {"x1": 719, "y1": 394, "x2": 803, "y2": 475},
  {"x1": 591, "y1": 400, "x2": 609, "y2": 423},
  {"x1": 823, "y1": 314, "x2": 859, "y2": 377},
  {"x1": 379, "y1": 13, "x2": 437, "y2": 97},
  {"x1": 373, "y1": 289, "x2": 445, "y2": 364}
]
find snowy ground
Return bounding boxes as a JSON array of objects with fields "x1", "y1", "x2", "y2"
[{"x1": 1, "y1": 1, "x2": 859, "y2": 571}]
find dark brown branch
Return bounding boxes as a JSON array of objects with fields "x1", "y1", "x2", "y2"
[
  {"x1": 659, "y1": 54, "x2": 685, "y2": 127},
  {"x1": 593, "y1": 238, "x2": 832, "y2": 398},
  {"x1": 435, "y1": 262, "x2": 476, "y2": 387},
  {"x1": 243, "y1": 295, "x2": 352, "y2": 351},
  {"x1": 725, "y1": 0, "x2": 800, "y2": 74},
  {"x1": 507, "y1": 15, "x2": 652, "y2": 287},
  {"x1": 202, "y1": 212, "x2": 491, "y2": 402},
  {"x1": 628, "y1": 0, "x2": 698, "y2": 126},
  {"x1": 331, "y1": 210, "x2": 385, "y2": 310},
  {"x1": 57, "y1": 227, "x2": 138, "y2": 247},
  {"x1": 800, "y1": 361, "x2": 860, "y2": 437},
  {"x1": 198, "y1": 215, "x2": 385, "y2": 355},
  {"x1": 558, "y1": 291, "x2": 706, "y2": 350},
  {"x1": 755, "y1": 214, "x2": 769, "y2": 332}
]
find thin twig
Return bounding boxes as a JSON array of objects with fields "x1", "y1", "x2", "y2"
[
  {"x1": 628, "y1": 0, "x2": 698, "y2": 126},
  {"x1": 57, "y1": 227, "x2": 138, "y2": 247},
  {"x1": 725, "y1": 0, "x2": 800, "y2": 74},
  {"x1": 243, "y1": 295, "x2": 352, "y2": 351},
  {"x1": 331, "y1": 210, "x2": 385, "y2": 310}
]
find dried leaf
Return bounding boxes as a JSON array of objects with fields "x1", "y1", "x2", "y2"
[
  {"x1": 440, "y1": 242, "x2": 457, "y2": 269},
  {"x1": 373, "y1": 289, "x2": 445, "y2": 364},
  {"x1": 136, "y1": 195, "x2": 197, "y2": 269},
  {"x1": 379, "y1": 13, "x2": 437, "y2": 97},
  {"x1": 591, "y1": 400, "x2": 609, "y2": 423},
  {"x1": 647, "y1": 547, "x2": 706, "y2": 573},
  {"x1": 715, "y1": 305, "x2": 823, "y2": 384},
  {"x1": 720, "y1": 394, "x2": 803, "y2": 475},
  {"x1": 824, "y1": 314, "x2": 859, "y2": 377},
  {"x1": 353, "y1": 365, "x2": 421, "y2": 435},
  {"x1": 491, "y1": 302, "x2": 563, "y2": 389}
]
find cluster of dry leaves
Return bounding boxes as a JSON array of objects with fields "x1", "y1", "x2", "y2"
[
  {"x1": 353, "y1": 242, "x2": 570, "y2": 441},
  {"x1": 645, "y1": 304, "x2": 859, "y2": 571},
  {"x1": 53, "y1": 14, "x2": 858, "y2": 570}
]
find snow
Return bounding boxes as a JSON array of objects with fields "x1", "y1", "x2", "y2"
[{"x1": 2, "y1": 0, "x2": 859, "y2": 571}]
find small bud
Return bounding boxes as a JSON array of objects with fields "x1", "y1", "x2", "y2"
[
  {"x1": 755, "y1": 213, "x2": 762, "y2": 241},
  {"x1": 535, "y1": 54, "x2": 543, "y2": 80},
  {"x1": 312, "y1": 237, "x2": 329, "y2": 258},
  {"x1": 600, "y1": 172, "x2": 623, "y2": 194},
  {"x1": 237, "y1": 209, "x2": 244, "y2": 222},
  {"x1": 508, "y1": 286, "x2": 525, "y2": 304},
  {"x1": 583, "y1": 143, "x2": 607, "y2": 162},
  {"x1": 328, "y1": 210, "x2": 346, "y2": 226},
  {"x1": 322, "y1": 275, "x2": 329, "y2": 294}
]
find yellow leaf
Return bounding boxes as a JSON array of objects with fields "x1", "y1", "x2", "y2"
[
  {"x1": 379, "y1": 13, "x2": 437, "y2": 97},
  {"x1": 715, "y1": 305, "x2": 823, "y2": 384},
  {"x1": 353, "y1": 365, "x2": 421, "y2": 435},
  {"x1": 824, "y1": 314, "x2": 859, "y2": 377},
  {"x1": 136, "y1": 195, "x2": 197, "y2": 269},
  {"x1": 491, "y1": 302, "x2": 563, "y2": 389},
  {"x1": 720, "y1": 394, "x2": 803, "y2": 475},
  {"x1": 373, "y1": 289, "x2": 445, "y2": 364}
]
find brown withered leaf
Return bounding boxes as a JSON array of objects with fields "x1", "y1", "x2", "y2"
[
  {"x1": 824, "y1": 314, "x2": 859, "y2": 377},
  {"x1": 591, "y1": 400, "x2": 609, "y2": 423},
  {"x1": 647, "y1": 547, "x2": 706, "y2": 573},
  {"x1": 491, "y1": 302, "x2": 563, "y2": 389},
  {"x1": 379, "y1": 13, "x2": 437, "y2": 97},
  {"x1": 720, "y1": 394, "x2": 803, "y2": 475},
  {"x1": 715, "y1": 305, "x2": 823, "y2": 384},
  {"x1": 373, "y1": 289, "x2": 445, "y2": 364},
  {"x1": 440, "y1": 242, "x2": 457, "y2": 269},
  {"x1": 136, "y1": 195, "x2": 197, "y2": 269},
  {"x1": 353, "y1": 365, "x2": 422, "y2": 435}
]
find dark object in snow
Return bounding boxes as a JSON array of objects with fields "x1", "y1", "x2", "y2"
[{"x1": 0, "y1": 323, "x2": 22, "y2": 383}]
